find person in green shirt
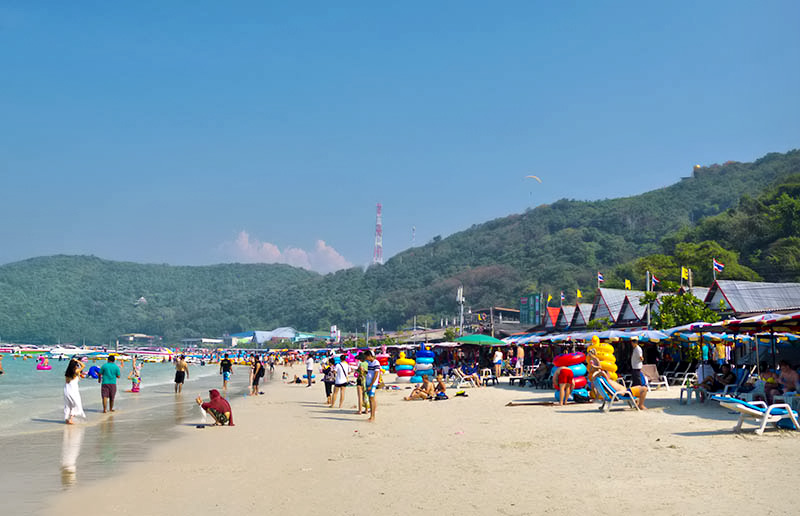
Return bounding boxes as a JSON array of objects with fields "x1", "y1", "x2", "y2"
[{"x1": 98, "y1": 355, "x2": 121, "y2": 413}]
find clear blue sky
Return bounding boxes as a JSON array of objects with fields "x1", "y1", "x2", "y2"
[{"x1": 2, "y1": 1, "x2": 799, "y2": 272}]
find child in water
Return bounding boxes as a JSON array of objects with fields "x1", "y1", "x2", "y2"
[{"x1": 128, "y1": 357, "x2": 142, "y2": 392}]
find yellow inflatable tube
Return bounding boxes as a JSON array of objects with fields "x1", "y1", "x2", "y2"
[{"x1": 395, "y1": 352, "x2": 415, "y2": 366}]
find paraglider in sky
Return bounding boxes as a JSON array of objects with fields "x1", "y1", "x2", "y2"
[{"x1": 526, "y1": 175, "x2": 542, "y2": 183}]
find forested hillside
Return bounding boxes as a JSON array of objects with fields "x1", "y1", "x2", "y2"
[{"x1": 1, "y1": 149, "x2": 798, "y2": 344}]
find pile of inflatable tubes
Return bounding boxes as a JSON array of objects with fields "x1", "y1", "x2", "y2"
[
  {"x1": 553, "y1": 352, "x2": 589, "y2": 401},
  {"x1": 587, "y1": 335, "x2": 618, "y2": 381},
  {"x1": 411, "y1": 345, "x2": 435, "y2": 384},
  {"x1": 394, "y1": 352, "x2": 415, "y2": 382},
  {"x1": 376, "y1": 353, "x2": 390, "y2": 373}
]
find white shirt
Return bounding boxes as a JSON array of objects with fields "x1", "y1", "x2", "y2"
[
  {"x1": 306, "y1": 357, "x2": 314, "y2": 370},
  {"x1": 494, "y1": 351, "x2": 503, "y2": 363},
  {"x1": 334, "y1": 362, "x2": 350, "y2": 384},
  {"x1": 631, "y1": 345, "x2": 643, "y2": 370}
]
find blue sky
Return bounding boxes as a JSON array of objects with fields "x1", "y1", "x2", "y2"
[{"x1": 1, "y1": 1, "x2": 798, "y2": 273}]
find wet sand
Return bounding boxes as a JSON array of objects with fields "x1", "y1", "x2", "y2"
[
  {"x1": 40, "y1": 368, "x2": 800, "y2": 516},
  {"x1": 0, "y1": 364, "x2": 254, "y2": 515}
]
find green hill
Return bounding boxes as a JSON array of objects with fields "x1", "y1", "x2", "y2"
[{"x1": 1, "y1": 149, "x2": 798, "y2": 344}]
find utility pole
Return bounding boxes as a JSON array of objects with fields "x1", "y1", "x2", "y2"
[
  {"x1": 490, "y1": 306, "x2": 495, "y2": 338},
  {"x1": 457, "y1": 286, "x2": 465, "y2": 336},
  {"x1": 646, "y1": 270, "x2": 651, "y2": 329}
]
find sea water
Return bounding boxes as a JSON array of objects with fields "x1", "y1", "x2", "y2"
[{"x1": 0, "y1": 354, "x2": 259, "y2": 513}]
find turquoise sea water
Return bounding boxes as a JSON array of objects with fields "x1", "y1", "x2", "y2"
[{"x1": 0, "y1": 353, "x2": 259, "y2": 514}]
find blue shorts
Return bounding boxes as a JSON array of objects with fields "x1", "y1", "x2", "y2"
[
  {"x1": 367, "y1": 383, "x2": 377, "y2": 397},
  {"x1": 223, "y1": 371, "x2": 231, "y2": 381}
]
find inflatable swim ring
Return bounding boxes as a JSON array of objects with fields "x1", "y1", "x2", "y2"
[
  {"x1": 36, "y1": 358, "x2": 52, "y2": 370},
  {"x1": 553, "y1": 352, "x2": 585, "y2": 368},
  {"x1": 409, "y1": 376, "x2": 423, "y2": 383},
  {"x1": 567, "y1": 364, "x2": 587, "y2": 377}
]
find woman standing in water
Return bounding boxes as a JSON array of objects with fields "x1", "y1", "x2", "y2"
[{"x1": 63, "y1": 358, "x2": 86, "y2": 424}]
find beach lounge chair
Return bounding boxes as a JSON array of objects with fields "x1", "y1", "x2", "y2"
[
  {"x1": 451, "y1": 369, "x2": 478, "y2": 389},
  {"x1": 722, "y1": 367, "x2": 751, "y2": 396},
  {"x1": 595, "y1": 376, "x2": 640, "y2": 413},
  {"x1": 641, "y1": 364, "x2": 669, "y2": 391},
  {"x1": 668, "y1": 361, "x2": 695, "y2": 386},
  {"x1": 711, "y1": 395, "x2": 800, "y2": 435}
]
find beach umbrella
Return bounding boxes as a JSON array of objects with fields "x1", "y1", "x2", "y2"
[{"x1": 454, "y1": 334, "x2": 506, "y2": 346}]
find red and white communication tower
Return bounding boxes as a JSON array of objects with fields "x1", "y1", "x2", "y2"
[{"x1": 372, "y1": 203, "x2": 383, "y2": 265}]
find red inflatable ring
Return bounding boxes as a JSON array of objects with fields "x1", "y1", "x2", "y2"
[
  {"x1": 573, "y1": 376, "x2": 587, "y2": 389},
  {"x1": 553, "y1": 352, "x2": 586, "y2": 368}
]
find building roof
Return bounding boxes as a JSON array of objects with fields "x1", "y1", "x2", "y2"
[
  {"x1": 556, "y1": 305, "x2": 575, "y2": 328},
  {"x1": 705, "y1": 280, "x2": 800, "y2": 315},
  {"x1": 570, "y1": 303, "x2": 594, "y2": 327},
  {"x1": 544, "y1": 306, "x2": 560, "y2": 328},
  {"x1": 591, "y1": 288, "x2": 637, "y2": 322}
]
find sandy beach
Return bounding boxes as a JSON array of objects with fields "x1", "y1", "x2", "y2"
[{"x1": 42, "y1": 367, "x2": 800, "y2": 516}]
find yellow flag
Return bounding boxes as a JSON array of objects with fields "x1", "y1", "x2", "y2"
[
  {"x1": 624, "y1": 279, "x2": 631, "y2": 290},
  {"x1": 681, "y1": 267, "x2": 689, "y2": 280},
  {"x1": 547, "y1": 294, "x2": 552, "y2": 304},
  {"x1": 577, "y1": 289, "x2": 582, "y2": 298}
]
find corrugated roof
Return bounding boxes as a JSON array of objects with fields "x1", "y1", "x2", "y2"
[
  {"x1": 571, "y1": 303, "x2": 594, "y2": 327},
  {"x1": 545, "y1": 306, "x2": 560, "y2": 327},
  {"x1": 706, "y1": 280, "x2": 800, "y2": 314},
  {"x1": 592, "y1": 288, "x2": 637, "y2": 322},
  {"x1": 557, "y1": 305, "x2": 575, "y2": 327}
]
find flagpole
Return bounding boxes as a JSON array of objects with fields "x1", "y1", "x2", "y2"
[
  {"x1": 712, "y1": 258, "x2": 716, "y2": 281},
  {"x1": 646, "y1": 270, "x2": 650, "y2": 293}
]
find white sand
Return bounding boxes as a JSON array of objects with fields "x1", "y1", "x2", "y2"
[{"x1": 43, "y1": 368, "x2": 800, "y2": 515}]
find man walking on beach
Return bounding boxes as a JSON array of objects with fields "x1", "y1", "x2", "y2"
[
  {"x1": 219, "y1": 353, "x2": 233, "y2": 390},
  {"x1": 630, "y1": 339, "x2": 644, "y2": 388},
  {"x1": 175, "y1": 355, "x2": 189, "y2": 393},
  {"x1": 364, "y1": 350, "x2": 381, "y2": 422},
  {"x1": 99, "y1": 355, "x2": 121, "y2": 413},
  {"x1": 305, "y1": 353, "x2": 314, "y2": 387}
]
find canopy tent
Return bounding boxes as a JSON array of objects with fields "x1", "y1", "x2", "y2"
[{"x1": 455, "y1": 334, "x2": 506, "y2": 346}]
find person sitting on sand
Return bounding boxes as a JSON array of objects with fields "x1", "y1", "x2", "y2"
[
  {"x1": 405, "y1": 375, "x2": 436, "y2": 400},
  {"x1": 597, "y1": 369, "x2": 648, "y2": 410},
  {"x1": 196, "y1": 389, "x2": 234, "y2": 426},
  {"x1": 435, "y1": 374, "x2": 447, "y2": 395}
]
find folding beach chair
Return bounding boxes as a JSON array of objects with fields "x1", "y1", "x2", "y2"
[
  {"x1": 595, "y1": 376, "x2": 640, "y2": 412},
  {"x1": 711, "y1": 395, "x2": 800, "y2": 435},
  {"x1": 451, "y1": 369, "x2": 478, "y2": 389},
  {"x1": 641, "y1": 364, "x2": 669, "y2": 391},
  {"x1": 722, "y1": 367, "x2": 750, "y2": 396},
  {"x1": 668, "y1": 361, "x2": 694, "y2": 386}
]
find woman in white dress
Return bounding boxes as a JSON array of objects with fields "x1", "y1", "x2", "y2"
[{"x1": 63, "y1": 358, "x2": 86, "y2": 424}]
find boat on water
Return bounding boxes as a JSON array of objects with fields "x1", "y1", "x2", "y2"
[{"x1": 119, "y1": 347, "x2": 175, "y2": 362}]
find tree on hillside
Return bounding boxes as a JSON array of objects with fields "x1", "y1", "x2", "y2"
[
  {"x1": 674, "y1": 241, "x2": 761, "y2": 285},
  {"x1": 645, "y1": 293, "x2": 720, "y2": 330}
]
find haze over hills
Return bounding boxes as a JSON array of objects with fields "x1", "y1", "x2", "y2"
[{"x1": 1, "y1": 149, "x2": 798, "y2": 345}]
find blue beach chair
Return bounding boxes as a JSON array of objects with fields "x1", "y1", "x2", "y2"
[
  {"x1": 711, "y1": 395, "x2": 800, "y2": 435},
  {"x1": 595, "y1": 376, "x2": 640, "y2": 412}
]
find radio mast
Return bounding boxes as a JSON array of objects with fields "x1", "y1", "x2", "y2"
[{"x1": 372, "y1": 203, "x2": 383, "y2": 265}]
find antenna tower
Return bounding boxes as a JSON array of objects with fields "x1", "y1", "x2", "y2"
[{"x1": 372, "y1": 203, "x2": 383, "y2": 265}]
